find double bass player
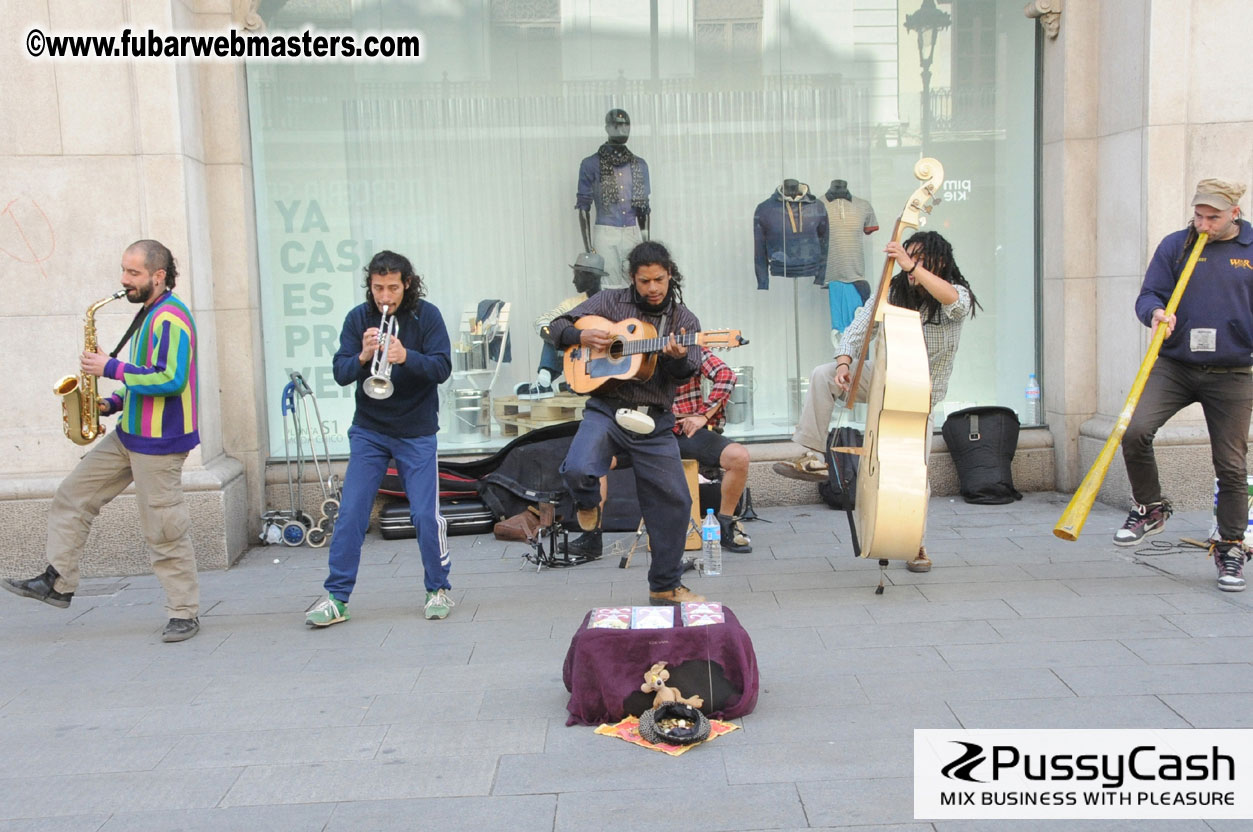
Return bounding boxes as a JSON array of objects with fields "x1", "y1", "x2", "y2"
[{"x1": 775, "y1": 230, "x2": 979, "y2": 573}]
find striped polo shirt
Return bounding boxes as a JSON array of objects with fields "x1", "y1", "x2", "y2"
[
  {"x1": 823, "y1": 195, "x2": 878, "y2": 284},
  {"x1": 102, "y1": 290, "x2": 199, "y2": 454}
]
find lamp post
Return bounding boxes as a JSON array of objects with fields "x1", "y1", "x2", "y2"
[{"x1": 904, "y1": 0, "x2": 951, "y2": 149}]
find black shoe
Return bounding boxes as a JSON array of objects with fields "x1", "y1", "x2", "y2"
[
  {"x1": 2, "y1": 565, "x2": 73, "y2": 609},
  {"x1": 717, "y1": 514, "x2": 752, "y2": 554},
  {"x1": 162, "y1": 617, "x2": 200, "y2": 642},
  {"x1": 560, "y1": 531, "x2": 603, "y2": 560}
]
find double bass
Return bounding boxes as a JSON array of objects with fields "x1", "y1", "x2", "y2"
[{"x1": 842, "y1": 158, "x2": 945, "y2": 565}]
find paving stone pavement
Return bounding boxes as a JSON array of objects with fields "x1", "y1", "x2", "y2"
[{"x1": 1, "y1": 492, "x2": 1250, "y2": 831}]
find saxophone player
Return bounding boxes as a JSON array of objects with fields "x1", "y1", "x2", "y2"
[{"x1": 3, "y1": 241, "x2": 203, "y2": 643}]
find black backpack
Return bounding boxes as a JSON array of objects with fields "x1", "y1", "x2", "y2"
[
  {"x1": 941, "y1": 406, "x2": 1023, "y2": 505},
  {"x1": 818, "y1": 426, "x2": 863, "y2": 510}
]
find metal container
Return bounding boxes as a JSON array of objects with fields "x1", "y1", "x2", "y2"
[
  {"x1": 453, "y1": 335, "x2": 488, "y2": 372},
  {"x1": 452, "y1": 389, "x2": 491, "y2": 438},
  {"x1": 726, "y1": 366, "x2": 754, "y2": 429},
  {"x1": 787, "y1": 376, "x2": 810, "y2": 426}
]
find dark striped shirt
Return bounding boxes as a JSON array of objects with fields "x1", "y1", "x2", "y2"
[{"x1": 548, "y1": 287, "x2": 702, "y2": 410}]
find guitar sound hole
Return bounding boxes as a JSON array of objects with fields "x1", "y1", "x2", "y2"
[{"x1": 608, "y1": 339, "x2": 624, "y2": 360}]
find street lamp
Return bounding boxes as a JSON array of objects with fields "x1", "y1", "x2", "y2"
[{"x1": 904, "y1": 0, "x2": 951, "y2": 149}]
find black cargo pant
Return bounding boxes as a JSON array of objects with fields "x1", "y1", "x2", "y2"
[{"x1": 1122, "y1": 356, "x2": 1253, "y2": 541}]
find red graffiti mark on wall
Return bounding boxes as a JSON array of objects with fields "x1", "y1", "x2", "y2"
[{"x1": 0, "y1": 196, "x2": 56, "y2": 278}]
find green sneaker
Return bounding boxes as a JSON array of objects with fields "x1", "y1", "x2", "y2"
[
  {"x1": 423, "y1": 589, "x2": 454, "y2": 620},
  {"x1": 305, "y1": 594, "x2": 349, "y2": 627}
]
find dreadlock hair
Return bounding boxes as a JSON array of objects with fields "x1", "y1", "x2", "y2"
[
  {"x1": 127, "y1": 240, "x2": 178, "y2": 290},
  {"x1": 627, "y1": 240, "x2": 684, "y2": 305},
  {"x1": 887, "y1": 230, "x2": 981, "y2": 324},
  {"x1": 361, "y1": 250, "x2": 425, "y2": 316}
]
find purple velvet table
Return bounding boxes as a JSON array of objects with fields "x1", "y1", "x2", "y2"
[{"x1": 562, "y1": 606, "x2": 759, "y2": 726}]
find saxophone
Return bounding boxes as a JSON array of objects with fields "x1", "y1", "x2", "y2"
[{"x1": 54, "y1": 289, "x2": 127, "y2": 445}]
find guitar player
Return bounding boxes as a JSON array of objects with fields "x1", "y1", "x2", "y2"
[{"x1": 547, "y1": 240, "x2": 706, "y2": 605}]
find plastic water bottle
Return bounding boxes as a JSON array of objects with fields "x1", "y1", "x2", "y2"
[
  {"x1": 701, "y1": 508, "x2": 722, "y2": 577},
  {"x1": 1024, "y1": 373, "x2": 1040, "y2": 426}
]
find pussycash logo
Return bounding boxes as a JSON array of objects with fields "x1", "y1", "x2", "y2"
[
  {"x1": 939, "y1": 741, "x2": 1234, "y2": 789},
  {"x1": 942, "y1": 743, "x2": 987, "y2": 782}
]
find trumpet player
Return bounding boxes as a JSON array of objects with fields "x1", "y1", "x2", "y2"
[
  {"x1": 306, "y1": 250, "x2": 453, "y2": 627},
  {"x1": 3, "y1": 241, "x2": 202, "y2": 643}
]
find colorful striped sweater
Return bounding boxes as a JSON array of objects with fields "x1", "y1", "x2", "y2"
[{"x1": 101, "y1": 291, "x2": 199, "y2": 454}]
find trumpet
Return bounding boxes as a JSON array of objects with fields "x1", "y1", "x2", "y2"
[{"x1": 363, "y1": 305, "x2": 397, "y2": 400}]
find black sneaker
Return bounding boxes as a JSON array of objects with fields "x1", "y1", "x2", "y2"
[
  {"x1": 717, "y1": 514, "x2": 752, "y2": 553},
  {"x1": 162, "y1": 617, "x2": 200, "y2": 642},
  {"x1": 1213, "y1": 542, "x2": 1248, "y2": 592},
  {"x1": 515, "y1": 382, "x2": 555, "y2": 400},
  {"x1": 1, "y1": 565, "x2": 73, "y2": 608},
  {"x1": 559, "y1": 531, "x2": 603, "y2": 560},
  {"x1": 1113, "y1": 500, "x2": 1172, "y2": 547}
]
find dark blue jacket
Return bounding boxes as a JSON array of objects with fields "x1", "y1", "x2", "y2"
[
  {"x1": 1136, "y1": 220, "x2": 1253, "y2": 367},
  {"x1": 753, "y1": 185, "x2": 829, "y2": 288},
  {"x1": 333, "y1": 299, "x2": 452, "y2": 437}
]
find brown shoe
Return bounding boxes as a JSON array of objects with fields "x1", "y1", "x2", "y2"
[
  {"x1": 906, "y1": 547, "x2": 932, "y2": 573},
  {"x1": 648, "y1": 585, "x2": 706, "y2": 605},
  {"x1": 575, "y1": 504, "x2": 601, "y2": 532},
  {"x1": 771, "y1": 452, "x2": 827, "y2": 482}
]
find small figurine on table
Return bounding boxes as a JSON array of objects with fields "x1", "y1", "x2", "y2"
[{"x1": 640, "y1": 661, "x2": 704, "y2": 710}]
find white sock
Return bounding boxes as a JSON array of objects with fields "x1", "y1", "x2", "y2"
[{"x1": 536, "y1": 369, "x2": 552, "y2": 388}]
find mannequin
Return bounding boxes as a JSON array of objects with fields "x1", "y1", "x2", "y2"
[
  {"x1": 826, "y1": 179, "x2": 852, "y2": 201},
  {"x1": 752, "y1": 179, "x2": 829, "y2": 289},
  {"x1": 575, "y1": 109, "x2": 651, "y2": 288},
  {"x1": 821, "y1": 179, "x2": 878, "y2": 330},
  {"x1": 515, "y1": 252, "x2": 608, "y2": 399}
]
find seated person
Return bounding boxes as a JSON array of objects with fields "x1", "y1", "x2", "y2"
[
  {"x1": 563, "y1": 347, "x2": 752, "y2": 558},
  {"x1": 672, "y1": 347, "x2": 752, "y2": 553},
  {"x1": 515, "y1": 252, "x2": 606, "y2": 399}
]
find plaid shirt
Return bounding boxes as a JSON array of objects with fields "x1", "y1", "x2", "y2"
[
  {"x1": 672, "y1": 348, "x2": 736, "y2": 432},
  {"x1": 837, "y1": 284, "x2": 971, "y2": 410}
]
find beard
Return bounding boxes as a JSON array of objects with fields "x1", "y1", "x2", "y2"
[
  {"x1": 633, "y1": 286, "x2": 672, "y2": 314},
  {"x1": 126, "y1": 282, "x2": 154, "y2": 304}
]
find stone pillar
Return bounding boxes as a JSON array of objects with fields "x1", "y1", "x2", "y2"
[
  {"x1": 1043, "y1": 0, "x2": 1253, "y2": 510},
  {"x1": 0, "y1": 0, "x2": 263, "y2": 576}
]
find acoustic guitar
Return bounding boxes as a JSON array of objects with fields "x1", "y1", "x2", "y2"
[
  {"x1": 843, "y1": 157, "x2": 945, "y2": 563},
  {"x1": 562, "y1": 315, "x2": 747, "y2": 395}
]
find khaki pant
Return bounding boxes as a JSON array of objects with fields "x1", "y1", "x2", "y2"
[
  {"x1": 793, "y1": 359, "x2": 935, "y2": 543},
  {"x1": 592, "y1": 223, "x2": 643, "y2": 289},
  {"x1": 47, "y1": 431, "x2": 199, "y2": 618},
  {"x1": 793, "y1": 360, "x2": 935, "y2": 457}
]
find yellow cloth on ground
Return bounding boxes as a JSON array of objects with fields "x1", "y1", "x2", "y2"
[{"x1": 593, "y1": 715, "x2": 740, "y2": 756}]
